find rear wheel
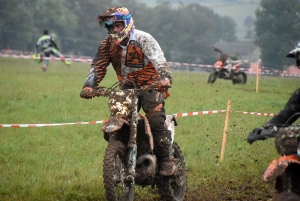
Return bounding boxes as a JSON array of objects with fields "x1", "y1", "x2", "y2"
[
  {"x1": 103, "y1": 141, "x2": 135, "y2": 201},
  {"x1": 232, "y1": 71, "x2": 247, "y2": 84},
  {"x1": 157, "y1": 142, "x2": 187, "y2": 201}
]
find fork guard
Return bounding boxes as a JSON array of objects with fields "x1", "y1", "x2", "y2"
[
  {"x1": 102, "y1": 116, "x2": 129, "y2": 134},
  {"x1": 263, "y1": 155, "x2": 300, "y2": 182}
]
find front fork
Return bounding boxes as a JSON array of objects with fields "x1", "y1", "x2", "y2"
[{"x1": 125, "y1": 94, "x2": 139, "y2": 182}]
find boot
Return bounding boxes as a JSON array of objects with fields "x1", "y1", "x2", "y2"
[{"x1": 159, "y1": 157, "x2": 176, "y2": 176}]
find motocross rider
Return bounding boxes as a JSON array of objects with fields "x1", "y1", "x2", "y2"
[
  {"x1": 248, "y1": 43, "x2": 300, "y2": 142},
  {"x1": 79, "y1": 6, "x2": 176, "y2": 176},
  {"x1": 36, "y1": 30, "x2": 70, "y2": 72},
  {"x1": 214, "y1": 52, "x2": 247, "y2": 78}
]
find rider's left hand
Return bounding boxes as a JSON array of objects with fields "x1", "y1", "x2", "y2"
[
  {"x1": 162, "y1": 90, "x2": 170, "y2": 99},
  {"x1": 158, "y1": 78, "x2": 171, "y2": 92}
]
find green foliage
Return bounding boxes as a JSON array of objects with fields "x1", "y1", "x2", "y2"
[
  {"x1": 0, "y1": 0, "x2": 236, "y2": 64},
  {"x1": 1, "y1": 57, "x2": 300, "y2": 200},
  {"x1": 255, "y1": 0, "x2": 300, "y2": 69}
]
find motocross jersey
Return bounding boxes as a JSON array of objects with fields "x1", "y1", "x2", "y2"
[
  {"x1": 83, "y1": 29, "x2": 172, "y2": 88},
  {"x1": 36, "y1": 35, "x2": 57, "y2": 52},
  {"x1": 267, "y1": 87, "x2": 300, "y2": 125}
]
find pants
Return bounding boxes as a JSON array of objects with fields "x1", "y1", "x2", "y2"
[
  {"x1": 42, "y1": 47, "x2": 63, "y2": 67},
  {"x1": 121, "y1": 85, "x2": 173, "y2": 159}
]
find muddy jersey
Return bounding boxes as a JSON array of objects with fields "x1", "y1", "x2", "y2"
[{"x1": 83, "y1": 29, "x2": 172, "y2": 88}]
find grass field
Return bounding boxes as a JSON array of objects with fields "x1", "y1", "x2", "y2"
[{"x1": 1, "y1": 57, "x2": 300, "y2": 200}]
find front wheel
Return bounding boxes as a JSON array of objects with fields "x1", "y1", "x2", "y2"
[
  {"x1": 103, "y1": 141, "x2": 135, "y2": 201},
  {"x1": 232, "y1": 71, "x2": 247, "y2": 84},
  {"x1": 157, "y1": 141, "x2": 187, "y2": 201},
  {"x1": 207, "y1": 70, "x2": 218, "y2": 84}
]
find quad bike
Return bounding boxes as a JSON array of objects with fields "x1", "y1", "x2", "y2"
[
  {"x1": 207, "y1": 63, "x2": 247, "y2": 84},
  {"x1": 248, "y1": 113, "x2": 300, "y2": 201},
  {"x1": 207, "y1": 47, "x2": 247, "y2": 84},
  {"x1": 92, "y1": 80, "x2": 187, "y2": 201}
]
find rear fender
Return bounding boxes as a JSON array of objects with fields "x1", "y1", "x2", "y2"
[
  {"x1": 263, "y1": 155, "x2": 300, "y2": 182},
  {"x1": 102, "y1": 116, "x2": 129, "y2": 134}
]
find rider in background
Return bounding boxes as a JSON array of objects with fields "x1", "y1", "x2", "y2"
[
  {"x1": 36, "y1": 30, "x2": 70, "y2": 72},
  {"x1": 79, "y1": 6, "x2": 175, "y2": 176},
  {"x1": 214, "y1": 50, "x2": 248, "y2": 78}
]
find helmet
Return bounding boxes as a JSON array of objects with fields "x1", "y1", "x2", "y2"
[{"x1": 97, "y1": 6, "x2": 135, "y2": 44}]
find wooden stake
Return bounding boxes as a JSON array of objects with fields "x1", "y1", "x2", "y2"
[
  {"x1": 220, "y1": 100, "x2": 231, "y2": 162},
  {"x1": 256, "y1": 60, "x2": 261, "y2": 93}
]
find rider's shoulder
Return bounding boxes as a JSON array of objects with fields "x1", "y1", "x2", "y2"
[{"x1": 131, "y1": 29, "x2": 155, "y2": 42}]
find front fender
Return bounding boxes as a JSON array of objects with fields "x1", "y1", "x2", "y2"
[
  {"x1": 102, "y1": 116, "x2": 129, "y2": 133},
  {"x1": 263, "y1": 155, "x2": 300, "y2": 182}
]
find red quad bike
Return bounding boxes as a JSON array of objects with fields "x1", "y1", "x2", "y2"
[
  {"x1": 93, "y1": 80, "x2": 187, "y2": 201},
  {"x1": 248, "y1": 113, "x2": 300, "y2": 201}
]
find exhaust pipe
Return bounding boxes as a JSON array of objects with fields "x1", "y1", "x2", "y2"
[{"x1": 136, "y1": 154, "x2": 157, "y2": 176}]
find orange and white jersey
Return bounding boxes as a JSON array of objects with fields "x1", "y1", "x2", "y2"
[{"x1": 84, "y1": 29, "x2": 172, "y2": 88}]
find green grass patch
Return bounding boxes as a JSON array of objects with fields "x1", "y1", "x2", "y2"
[{"x1": 1, "y1": 57, "x2": 299, "y2": 200}]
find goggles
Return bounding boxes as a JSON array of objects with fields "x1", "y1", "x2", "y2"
[{"x1": 98, "y1": 13, "x2": 133, "y2": 27}]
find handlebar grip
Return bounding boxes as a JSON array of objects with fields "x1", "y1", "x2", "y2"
[{"x1": 247, "y1": 127, "x2": 277, "y2": 144}]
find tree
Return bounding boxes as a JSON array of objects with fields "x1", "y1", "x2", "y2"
[{"x1": 255, "y1": 0, "x2": 300, "y2": 69}]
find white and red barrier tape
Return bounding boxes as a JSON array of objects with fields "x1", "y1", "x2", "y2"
[
  {"x1": 2, "y1": 53, "x2": 299, "y2": 76},
  {"x1": 235, "y1": 111, "x2": 276, "y2": 117},
  {"x1": 0, "y1": 110, "x2": 276, "y2": 128}
]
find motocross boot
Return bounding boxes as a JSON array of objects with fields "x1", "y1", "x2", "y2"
[
  {"x1": 159, "y1": 156, "x2": 176, "y2": 176},
  {"x1": 159, "y1": 142, "x2": 176, "y2": 176}
]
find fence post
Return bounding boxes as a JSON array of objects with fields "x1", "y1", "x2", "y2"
[
  {"x1": 256, "y1": 59, "x2": 261, "y2": 93},
  {"x1": 220, "y1": 100, "x2": 231, "y2": 162}
]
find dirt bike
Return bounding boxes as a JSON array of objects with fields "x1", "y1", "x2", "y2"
[
  {"x1": 207, "y1": 62, "x2": 247, "y2": 84},
  {"x1": 93, "y1": 80, "x2": 187, "y2": 201},
  {"x1": 207, "y1": 47, "x2": 247, "y2": 84},
  {"x1": 248, "y1": 114, "x2": 300, "y2": 201}
]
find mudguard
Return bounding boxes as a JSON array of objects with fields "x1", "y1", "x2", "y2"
[
  {"x1": 102, "y1": 116, "x2": 129, "y2": 133},
  {"x1": 263, "y1": 155, "x2": 300, "y2": 182}
]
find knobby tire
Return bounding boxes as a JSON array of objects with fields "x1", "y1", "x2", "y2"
[{"x1": 103, "y1": 141, "x2": 135, "y2": 201}]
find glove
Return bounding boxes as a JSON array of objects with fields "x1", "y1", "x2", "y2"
[
  {"x1": 162, "y1": 89, "x2": 170, "y2": 99},
  {"x1": 157, "y1": 78, "x2": 171, "y2": 92},
  {"x1": 80, "y1": 87, "x2": 94, "y2": 99},
  {"x1": 247, "y1": 127, "x2": 263, "y2": 144}
]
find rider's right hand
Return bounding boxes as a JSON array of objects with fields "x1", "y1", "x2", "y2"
[{"x1": 80, "y1": 86, "x2": 94, "y2": 99}]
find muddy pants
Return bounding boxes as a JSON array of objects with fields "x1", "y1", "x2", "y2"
[{"x1": 121, "y1": 85, "x2": 173, "y2": 159}]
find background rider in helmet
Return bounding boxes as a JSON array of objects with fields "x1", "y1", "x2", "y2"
[
  {"x1": 36, "y1": 30, "x2": 70, "y2": 72},
  {"x1": 213, "y1": 48, "x2": 248, "y2": 78},
  {"x1": 79, "y1": 6, "x2": 175, "y2": 176}
]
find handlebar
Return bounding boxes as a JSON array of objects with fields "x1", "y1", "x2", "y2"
[
  {"x1": 247, "y1": 126, "x2": 279, "y2": 144},
  {"x1": 248, "y1": 113, "x2": 300, "y2": 144},
  {"x1": 92, "y1": 80, "x2": 170, "y2": 98},
  {"x1": 248, "y1": 124, "x2": 300, "y2": 144}
]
